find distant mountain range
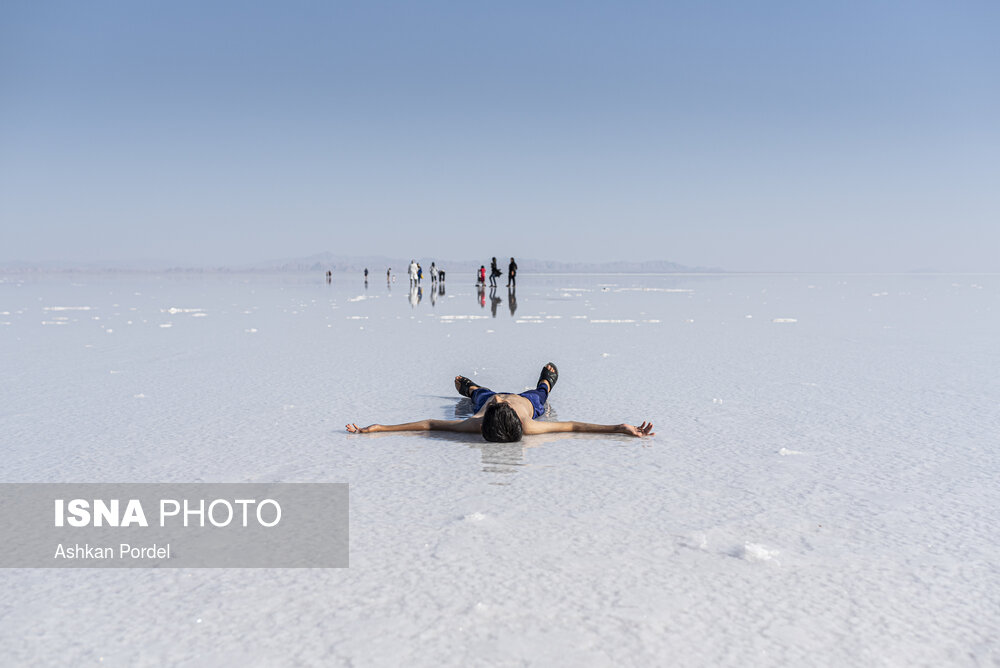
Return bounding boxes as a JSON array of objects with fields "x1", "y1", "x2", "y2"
[
  {"x1": 0, "y1": 253, "x2": 722, "y2": 274},
  {"x1": 233, "y1": 253, "x2": 721, "y2": 275}
]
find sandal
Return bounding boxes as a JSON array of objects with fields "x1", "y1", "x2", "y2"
[
  {"x1": 456, "y1": 376, "x2": 478, "y2": 398},
  {"x1": 537, "y1": 362, "x2": 558, "y2": 391}
]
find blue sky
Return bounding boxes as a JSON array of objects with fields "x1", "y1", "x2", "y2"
[{"x1": 2, "y1": 1, "x2": 998, "y2": 271}]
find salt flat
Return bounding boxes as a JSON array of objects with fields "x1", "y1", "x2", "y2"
[{"x1": 1, "y1": 272, "x2": 998, "y2": 666}]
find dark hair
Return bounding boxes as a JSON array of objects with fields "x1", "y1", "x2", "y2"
[{"x1": 481, "y1": 403, "x2": 523, "y2": 442}]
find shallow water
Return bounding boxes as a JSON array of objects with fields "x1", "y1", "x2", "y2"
[{"x1": 1, "y1": 272, "x2": 998, "y2": 666}]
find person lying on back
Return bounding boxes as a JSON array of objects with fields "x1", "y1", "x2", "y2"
[{"x1": 346, "y1": 363, "x2": 654, "y2": 442}]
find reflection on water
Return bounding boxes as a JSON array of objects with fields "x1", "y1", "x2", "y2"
[
  {"x1": 408, "y1": 285, "x2": 422, "y2": 307},
  {"x1": 362, "y1": 268, "x2": 526, "y2": 316},
  {"x1": 472, "y1": 285, "x2": 518, "y2": 316},
  {"x1": 475, "y1": 441, "x2": 525, "y2": 479},
  {"x1": 489, "y1": 287, "x2": 502, "y2": 317},
  {"x1": 448, "y1": 393, "x2": 560, "y2": 480}
]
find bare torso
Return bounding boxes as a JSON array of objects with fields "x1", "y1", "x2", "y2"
[
  {"x1": 471, "y1": 393, "x2": 550, "y2": 434},
  {"x1": 472, "y1": 393, "x2": 532, "y2": 418}
]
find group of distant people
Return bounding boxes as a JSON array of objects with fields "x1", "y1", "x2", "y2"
[
  {"x1": 405, "y1": 260, "x2": 444, "y2": 287},
  {"x1": 478, "y1": 257, "x2": 517, "y2": 288},
  {"x1": 374, "y1": 263, "x2": 445, "y2": 285},
  {"x1": 325, "y1": 259, "x2": 521, "y2": 315},
  {"x1": 329, "y1": 258, "x2": 518, "y2": 290}
]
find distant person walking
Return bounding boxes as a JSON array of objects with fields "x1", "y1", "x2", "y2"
[
  {"x1": 430, "y1": 262, "x2": 438, "y2": 283},
  {"x1": 364, "y1": 268, "x2": 368, "y2": 281},
  {"x1": 408, "y1": 260, "x2": 419, "y2": 287},
  {"x1": 489, "y1": 257, "x2": 501, "y2": 287},
  {"x1": 507, "y1": 257, "x2": 518, "y2": 287},
  {"x1": 478, "y1": 265, "x2": 486, "y2": 286},
  {"x1": 418, "y1": 264, "x2": 423, "y2": 283}
]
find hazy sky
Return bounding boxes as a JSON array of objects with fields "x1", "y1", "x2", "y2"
[{"x1": 2, "y1": 1, "x2": 998, "y2": 271}]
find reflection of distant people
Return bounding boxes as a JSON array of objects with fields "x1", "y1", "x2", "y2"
[
  {"x1": 489, "y1": 257, "x2": 500, "y2": 287},
  {"x1": 507, "y1": 257, "x2": 518, "y2": 287},
  {"x1": 489, "y1": 287, "x2": 502, "y2": 317},
  {"x1": 478, "y1": 284, "x2": 486, "y2": 308},
  {"x1": 478, "y1": 265, "x2": 486, "y2": 286},
  {"x1": 508, "y1": 285, "x2": 517, "y2": 316},
  {"x1": 430, "y1": 262, "x2": 438, "y2": 283},
  {"x1": 438, "y1": 280, "x2": 446, "y2": 296},
  {"x1": 408, "y1": 260, "x2": 418, "y2": 287},
  {"x1": 409, "y1": 284, "x2": 422, "y2": 308}
]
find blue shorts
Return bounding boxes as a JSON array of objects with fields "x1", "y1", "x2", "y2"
[{"x1": 471, "y1": 384, "x2": 549, "y2": 419}]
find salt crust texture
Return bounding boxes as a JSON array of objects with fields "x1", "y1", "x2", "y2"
[{"x1": 1, "y1": 273, "x2": 997, "y2": 667}]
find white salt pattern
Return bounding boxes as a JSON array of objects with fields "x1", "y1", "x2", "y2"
[{"x1": 1, "y1": 272, "x2": 997, "y2": 668}]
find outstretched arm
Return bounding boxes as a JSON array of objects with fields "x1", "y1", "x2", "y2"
[
  {"x1": 346, "y1": 418, "x2": 481, "y2": 434},
  {"x1": 523, "y1": 421, "x2": 654, "y2": 437}
]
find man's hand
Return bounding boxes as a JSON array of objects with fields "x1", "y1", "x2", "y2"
[
  {"x1": 621, "y1": 421, "x2": 655, "y2": 437},
  {"x1": 346, "y1": 423, "x2": 381, "y2": 433}
]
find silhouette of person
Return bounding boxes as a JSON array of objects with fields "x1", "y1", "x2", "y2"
[
  {"x1": 489, "y1": 257, "x2": 500, "y2": 287},
  {"x1": 507, "y1": 257, "x2": 518, "y2": 287}
]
